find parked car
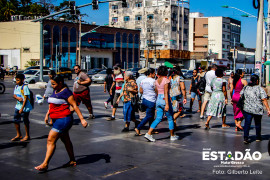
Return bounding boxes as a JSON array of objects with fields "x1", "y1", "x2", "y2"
[
  {"x1": 87, "y1": 68, "x2": 103, "y2": 78},
  {"x1": 17, "y1": 66, "x2": 49, "y2": 74},
  {"x1": 13, "y1": 69, "x2": 50, "y2": 84},
  {"x1": 127, "y1": 67, "x2": 141, "y2": 78},
  {"x1": 181, "y1": 69, "x2": 187, "y2": 74},
  {"x1": 51, "y1": 67, "x2": 73, "y2": 80},
  {"x1": 91, "y1": 70, "x2": 107, "y2": 83},
  {"x1": 184, "y1": 70, "x2": 193, "y2": 79},
  {"x1": 225, "y1": 70, "x2": 233, "y2": 76}
]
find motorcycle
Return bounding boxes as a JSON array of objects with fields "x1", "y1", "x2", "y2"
[{"x1": 0, "y1": 82, "x2": 5, "y2": 94}]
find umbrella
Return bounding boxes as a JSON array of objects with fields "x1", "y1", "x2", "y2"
[
  {"x1": 164, "y1": 61, "x2": 173, "y2": 68},
  {"x1": 264, "y1": 61, "x2": 270, "y2": 65}
]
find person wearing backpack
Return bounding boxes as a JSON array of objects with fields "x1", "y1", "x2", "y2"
[{"x1": 11, "y1": 74, "x2": 33, "y2": 142}]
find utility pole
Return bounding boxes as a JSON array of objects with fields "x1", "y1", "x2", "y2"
[
  {"x1": 233, "y1": 38, "x2": 236, "y2": 72},
  {"x1": 256, "y1": 0, "x2": 264, "y2": 86},
  {"x1": 78, "y1": 15, "x2": 82, "y2": 66},
  {"x1": 266, "y1": 1, "x2": 270, "y2": 85},
  {"x1": 181, "y1": 0, "x2": 184, "y2": 50},
  {"x1": 39, "y1": 20, "x2": 44, "y2": 82}
]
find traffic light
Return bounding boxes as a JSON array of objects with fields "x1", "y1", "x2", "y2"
[
  {"x1": 92, "y1": 0, "x2": 99, "y2": 10},
  {"x1": 69, "y1": 1, "x2": 76, "y2": 15},
  {"x1": 228, "y1": 52, "x2": 233, "y2": 60},
  {"x1": 122, "y1": 0, "x2": 128, "y2": 8}
]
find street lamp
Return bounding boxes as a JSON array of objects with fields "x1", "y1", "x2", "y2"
[{"x1": 221, "y1": 5, "x2": 258, "y2": 19}]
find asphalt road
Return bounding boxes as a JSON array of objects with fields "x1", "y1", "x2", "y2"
[{"x1": 0, "y1": 76, "x2": 270, "y2": 180}]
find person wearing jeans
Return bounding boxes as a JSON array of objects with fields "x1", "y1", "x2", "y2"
[
  {"x1": 144, "y1": 66, "x2": 178, "y2": 142},
  {"x1": 134, "y1": 68, "x2": 156, "y2": 136},
  {"x1": 240, "y1": 75, "x2": 270, "y2": 144}
]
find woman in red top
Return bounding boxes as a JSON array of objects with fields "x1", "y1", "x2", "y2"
[{"x1": 35, "y1": 76, "x2": 88, "y2": 171}]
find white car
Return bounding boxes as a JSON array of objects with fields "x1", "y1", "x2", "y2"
[
  {"x1": 225, "y1": 70, "x2": 233, "y2": 76},
  {"x1": 91, "y1": 70, "x2": 107, "y2": 83},
  {"x1": 13, "y1": 69, "x2": 50, "y2": 84}
]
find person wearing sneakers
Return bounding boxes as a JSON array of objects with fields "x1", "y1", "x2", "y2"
[
  {"x1": 73, "y1": 65, "x2": 95, "y2": 119},
  {"x1": 107, "y1": 65, "x2": 124, "y2": 121},
  {"x1": 144, "y1": 66, "x2": 179, "y2": 142},
  {"x1": 200, "y1": 65, "x2": 217, "y2": 119},
  {"x1": 104, "y1": 68, "x2": 115, "y2": 109}
]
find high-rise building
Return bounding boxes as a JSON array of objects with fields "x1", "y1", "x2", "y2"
[
  {"x1": 109, "y1": 0, "x2": 190, "y2": 67},
  {"x1": 189, "y1": 12, "x2": 241, "y2": 67}
]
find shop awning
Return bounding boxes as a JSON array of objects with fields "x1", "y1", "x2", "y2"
[
  {"x1": 164, "y1": 61, "x2": 174, "y2": 68},
  {"x1": 264, "y1": 61, "x2": 270, "y2": 65}
]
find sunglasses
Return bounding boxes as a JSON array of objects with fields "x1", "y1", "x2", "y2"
[{"x1": 74, "y1": 68, "x2": 79, "y2": 70}]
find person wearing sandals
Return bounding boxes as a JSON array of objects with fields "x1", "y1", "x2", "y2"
[
  {"x1": 240, "y1": 75, "x2": 270, "y2": 144},
  {"x1": 188, "y1": 69, "x2": 201, "y2": 113},
  {"x1": 230, "y1": 69, "x2": 247, "y2": 131},
  {"x1": 35, "y1": 76, "x2": 88, "y2": 171},
  {"x1": 11, "y1": 74, "x2": 33, "y2": 142},
  {"x1": 205, "y1": 69, "x2": 230, "y2": 130},
  {"x1": 134, "y1": 68, "x2": 156, "y2": 136},
  {"x1": 144, "y1": 66, "x2": 179, "y2": 142},
  {"x1": 116, "y1": 71, "x2": 139, "y2": 132},
  {"x1": 170, "y1": 66, "x2": 187, "y2": 127}
]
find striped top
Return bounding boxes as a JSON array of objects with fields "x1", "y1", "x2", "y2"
[{"x1": 48, "y1": 88, "x2": 73, "y2": 119}]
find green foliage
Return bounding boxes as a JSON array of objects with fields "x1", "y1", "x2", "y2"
[
  {"x1": 25, "y1": 60, "x2": 36, "y2": 68},
  {"x1": 0, "y1": 0, "x2": 50, "y2": 21},
  {"x1": 54, "y1": 0, "x2": 80, "y2": 21}
]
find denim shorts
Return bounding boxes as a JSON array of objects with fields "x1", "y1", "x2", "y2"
[
  {"x1": 13, "y1": 109, "x2": 30, "y2": 124},
  {"x1": 191, "y1": 92, "x2": 201, "y2": 100},
  {"x1": 52, "y1": 115, "x2": 73, "y2": 133}
]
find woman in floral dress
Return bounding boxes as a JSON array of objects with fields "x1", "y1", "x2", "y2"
[{"x1": 205, "y1": 69, "x2": 230, "y2": 129}]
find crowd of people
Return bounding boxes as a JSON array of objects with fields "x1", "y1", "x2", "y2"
[{"x1": 9, "y1": 63, "x2": 270, "y2": 171}]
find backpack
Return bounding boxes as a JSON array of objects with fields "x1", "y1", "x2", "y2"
[
  {"x1": 197, "y1": 76, "x2": 206, "y2": 95},
  {"x1": 19, "y1": 84, "x2": 34, "y2": 109}
]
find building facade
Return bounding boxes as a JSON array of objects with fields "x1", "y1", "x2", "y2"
[
  {"x1": 189, "y1": 13, "x2": 241, "y2": 68},
  {"x1": 109, "y1": 0, "x2": 190, "y2": 67},
  {"x1": 0, "y1": 20, "x2": 140, "y2": 70}
]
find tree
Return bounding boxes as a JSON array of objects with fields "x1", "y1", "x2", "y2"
[
  {"x1": 25, "y1": 60, "x2": 36, "y2": 68},
  {"x1": 2, "y1": 1, "x2": 16, "y2": 21},
  {"x1": 240, "y1": 43, "x2": 245, "y2": 48},
  {"x1": 54, "y1": 0, "x2": 80, "y2": 21}
]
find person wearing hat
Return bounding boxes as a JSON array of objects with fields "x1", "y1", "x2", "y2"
[
  {"x1": 136, "y1": 68, "x2": 148, "y2": 120},
  {"x1": 198, "y1": 66, "x2": 206, "y2": 78}
]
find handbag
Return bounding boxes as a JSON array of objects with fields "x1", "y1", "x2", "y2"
[
  {"x1": 131, "y1": 95, "x2": 139, "y2": 112},
  {"x1": 236, "y1": 86, "x2": 247, "y2": 110},
  {"x1": 138, "y1": 95, "x2": 146, "y2": 112}
]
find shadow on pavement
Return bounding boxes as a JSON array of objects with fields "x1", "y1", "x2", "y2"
[
  {"x1": 39, "y1": 153, "x2": 111, "y2": 173},
  {"x1": 156, "y1": 132, "x2": 193, "y2": 141},
  {"x1": 0, "y1": 120, "x2": 13, "y2": 125},
  {"x1": 0, "y1": 141, "x2": 29, "y2": 149},
  {"x1": 31, "y1": 135, "x2": 48, "y2": 140}
]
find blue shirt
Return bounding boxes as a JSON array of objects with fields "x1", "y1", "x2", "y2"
[{"x1": 14, "y1": 85, "x2": 33, "y2": 112}]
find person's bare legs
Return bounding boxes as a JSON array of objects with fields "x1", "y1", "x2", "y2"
[
  {"x1": 222, "y1": 116, "x2": 230, "y2": 127},
  {"x1": 11, "y1": 123, "x2": 22, "y2": 141},
  {"x1": 85, "y1": 102, "x2": 93, "y2": 115},
  {"x1": 200, "y1": 100, "x2": 208, "y2": 117},
  {"x1": 205, "y1": 116, "x2": 212, "y2": 129},
  {"x1": 35, "y1": 130, "x2": 60, "y2": 170},
  {"x1": 60, "y1": 132, "x2": 76, "y2": 166},
  {"x1": 21, "y1": 123, "x2": 30, "y2": 141},
  {"x1": 190, "y1": 98, "x2": 195, "y2": 111},
  {"x1": 112, "y1": 108, "x2": 117, "y2": 117},
  {"x1": 198, "y1": 100, "x2": 202, "y2": 112}
]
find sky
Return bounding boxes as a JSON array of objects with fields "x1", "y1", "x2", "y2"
[{"x1": 54, "y1": 0, "x2": 269, "y2": 48}]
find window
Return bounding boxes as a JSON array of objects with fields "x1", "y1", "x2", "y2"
[
  {"x1": 112, "y1": 5, "x2": 118, "y2": 10},
  {"x1": 136, "y1": 3, "x2": 142, "y2": 7},
  {"x1": 203, "y1": 35, "x2": 208, "y2": 38},
  {"x1": 203, "y1": 24, "x2": 208, "y2": 28},
  {"x1": 227, "y1": 25, "x2": 230, "y2": 29},
  {"x1": 147, "y1": 14, "x2": 154, "y2": 20},
  {"x1": 184, "y1": 29, "x2": 188, "y2": 34},
  {"x1": 222, "y1": 44, "x2": 225, "y2": 48},
  {"x1": 227, "y1": 35, "x2": 230, "y2": 40},
  {"x1": 183, "y1": 41, "x2": 188, "y2": 46},
  {"x1": 112, "y1": 17, "x2": 118, "y2": 22},
  {"x1": 147, "y1": 28, "x2": 152, "y2": 32},
  {"x1": 124, "y1": 16, "x2": 130, "y2": 22},
  {"x1": 222, "y1": 54, "x2": 225, "y2": 58},
  {"x1": 172, "y1": 27, "x2": 177, "y2": 31},
  {"x1": 172, "y1": 13, "x2": 177, "y2": 19},
  {"x1": 135, "y1": 15, "x2": 142, "y2": 21},
  {"x1": 203, "y1": 45, "x2": 208, "y2": 48},
  {"x1": 222, "y1": 34, "x2": 225, "y2": 38},
  {"x1": 223, "y1": 24, "x2": 225, "y2": 28},
  {"x1": 135, "y1": 28, "x2": 141, "y2": 31},
  {"x1": 227, "y1": 45, "x2": 230, "y2": 49},
  {"x1": 171, "y1": 40, "x2": 177, "y2": 45}
]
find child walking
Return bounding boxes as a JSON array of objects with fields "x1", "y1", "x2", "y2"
[{"x1": 11, "y1": 74, "x2": 33, "y2": 141}]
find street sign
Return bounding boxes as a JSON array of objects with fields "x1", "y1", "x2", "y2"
[{"x1": 86, "y1": 55, "x2": 91, "y2": 63}]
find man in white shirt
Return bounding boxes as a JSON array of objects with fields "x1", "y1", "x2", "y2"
[
  {"x1": 136, "y1": 68, "x2": 148, "y2": 120},
  {"x1": 200, "y1": 65, "x2": 217, "y2": 119}
]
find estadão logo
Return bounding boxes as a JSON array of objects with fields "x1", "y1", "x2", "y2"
[{"x1": 202, "y1": 149, "x2": 262, "y2": 161}]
